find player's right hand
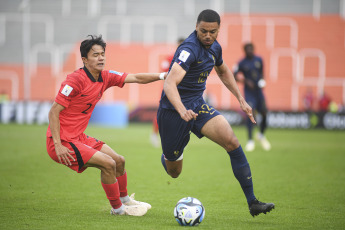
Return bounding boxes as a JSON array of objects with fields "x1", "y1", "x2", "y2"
[
  {"x1": 55, "y1": 143, "x2": 75, "y2": 166},
  {"x1": 180, "y1": 109, "x2": 198, "y2": 122},
  {"x1": 245, "y1": 79, "x2": 256, "y2": 90}
]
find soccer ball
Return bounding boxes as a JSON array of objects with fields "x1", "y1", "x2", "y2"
[{"x1": 174, "y1": 197, "x2": 205, "y2": 226}]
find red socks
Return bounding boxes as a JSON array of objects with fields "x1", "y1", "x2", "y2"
[
  {"x1": 101, "y1": 181, "x2": 122, "y2": 209},
  {"x1": 116, "y1": 171, "x2": 128, "y2": 197}
]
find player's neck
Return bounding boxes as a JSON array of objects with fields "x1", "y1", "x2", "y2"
[{"x1": 84, "y1": 66, "x2": 100, "y2": 81}]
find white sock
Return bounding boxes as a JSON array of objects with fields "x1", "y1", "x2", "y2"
[
  {"x1": 112, "y1": 204, "x2": 125, "y2": 214},
  {"x1": 120, "y1": 195, "x2": 130, "y2": 204}
]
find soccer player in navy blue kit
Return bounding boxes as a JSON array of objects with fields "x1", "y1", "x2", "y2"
[
  {"x1": 233, "y1": 43, "x2": 271, "y2": 152},
  {"x1": 157, "y1": 9, "x2": 274, "y2": 217}
]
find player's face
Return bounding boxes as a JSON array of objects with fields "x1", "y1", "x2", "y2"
[
  {"x1": 196, "y1": 21, "x2": 220, "y2": 48},
  {"x1": 245, "y1": 46, "x2": 254, "y2": 58},
  {"x1": 82, "y1": 44, "x2": 106, "y2": 73}
]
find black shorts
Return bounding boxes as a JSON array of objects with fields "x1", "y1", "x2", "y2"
[{"x1": 157, "y1": 101, "x2": 220, "y2": 161}]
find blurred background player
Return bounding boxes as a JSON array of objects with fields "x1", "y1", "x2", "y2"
[
  {"x1": 158, "y1": 9, "x2": 274, "y2": 217},
  {"x1": 150, "y1": 37, "x2": 185, "y2": 148},
  {"x1": 303, "y1": 88, "x2": 315, "y2": 112},
  {"x1": 46, "y1": 35, "x2": 166, "y2": 216},
  {"x1": 318, "y1": 91, "x2": 331, "y2": 112},
  {"x1": 233, "y1": 43, "x2": 271, "y2": 152}
]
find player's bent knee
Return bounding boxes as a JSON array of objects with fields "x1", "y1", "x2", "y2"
[
  {"x1": 102, "y1": 158, "x2": 117, "y2": 175},
  {"x1": 167, "y1": 166, "x2": 182, "y2": 178},
  {"x1": 224, "y1": 136, "x2": 240, "y2": 152},
  {"x1": 116, "y1": 155, "x2": 125, "y2": 168},
  {"x1": 165, "y1": 158, "x2": 183, "y2": 178},
  {"x1": 168, "y1": 170, "x2": 181, "y2": 178}
]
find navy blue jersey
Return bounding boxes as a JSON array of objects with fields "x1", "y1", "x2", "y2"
[
  {"x1": 159, "y1": 31, "x2": 223, "y2": 110},
  {"x1": 235, "y1": 55, "x2": 263, "y2": 93}
]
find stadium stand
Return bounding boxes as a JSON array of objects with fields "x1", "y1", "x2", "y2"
[{"x1": 0, "y1": 0, "x2": 344, "y2": 111}]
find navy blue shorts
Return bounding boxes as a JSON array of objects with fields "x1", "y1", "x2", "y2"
[
  {"x1": 157, "y1": 102, "x2": 220, "y2": 161},
  {"x1": 245, "y1": 91, "x2": 267, "y2": 114}
]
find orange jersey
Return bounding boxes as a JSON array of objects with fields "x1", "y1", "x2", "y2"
[{"x1": 46, "y1": 67, "x2": 127, "y2": 141}]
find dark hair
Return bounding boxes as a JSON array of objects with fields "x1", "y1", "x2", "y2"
[
  {"x1": 80, "y1": 35, "x2": 106, "y2": 58},
  {"x1": 197, "y1": 9, "x2": 220, "y2": 25},
  {"x1": 243, "y1": 42, "x2": 254, "y2": 51}
]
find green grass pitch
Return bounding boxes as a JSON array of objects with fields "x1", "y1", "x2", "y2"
[{"x1": 0, "y1": 123, "x2": 344, "y2": 229}]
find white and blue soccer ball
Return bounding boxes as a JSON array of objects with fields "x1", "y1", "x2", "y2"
[{"x1": 174, "y1": 197, "x2": 205, "y2": 226}]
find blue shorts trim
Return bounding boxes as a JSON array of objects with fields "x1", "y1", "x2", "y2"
[{"x1": 157, "y1": 101, "x2": 220, "y2": 161}]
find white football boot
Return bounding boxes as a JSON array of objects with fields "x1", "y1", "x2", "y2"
[
  {"x1": 245, "y1": 140, "x2": 255, "y2": 152},
  {"x1": 256, "y1": 133, "x2": 271, "y2": 151},
  {"x1": 122, "y1": 193, "x2": 152, "y2": 210},
  {"x1": 110, "y1": 204, "x2": 147, "y2": 216}
]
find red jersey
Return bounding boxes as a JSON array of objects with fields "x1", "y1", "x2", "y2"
[{"x1": 46, "y1": 67, "x2": 127, "y2": 141}]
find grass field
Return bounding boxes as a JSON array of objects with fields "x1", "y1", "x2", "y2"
[{"x1": 0, "y1": 123, "x2": 345, "y2": 230}]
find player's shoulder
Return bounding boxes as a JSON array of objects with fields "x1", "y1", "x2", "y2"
[
  {"x1": 179, "y1": 31, "x2": 201, "y2": 52},
  {"x1": 238, "y1": 57, "x2": 247, "y2": 65},
  {"x1": 63, "y1": 68, "x2": 88, "y2": 90},
  {"x1": 255, "y1": 55, "x2": 263, "y2": 61},
  {"x1": 102, "y1": 69, "x2": 126, "y2": 82},
  {"x1": 102, "y1": 69, "x2": 124, "y2": 76},
  {"x1": 212, "y1": 40, "x2": 222, "y2": 50},
  {"x1": 66, "y1": 68, "x2": 85, "y2": 83},
  {"x1": 210, "y1": 40, "x2": 222, "y2": 56}
]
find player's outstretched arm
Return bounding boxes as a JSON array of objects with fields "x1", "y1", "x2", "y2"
[
  {"x1": 215, "y1": 62, "x2": 256, "y2": 124},
  {"x1": 124, "y1": 72, "x2": 166, "y2": 84},
  {"x1": 48, "y1": 102, "x2": 75, "y2": 165},
  {"x1": 164, "y1": 63, "x2": 198, "y2": 122}
]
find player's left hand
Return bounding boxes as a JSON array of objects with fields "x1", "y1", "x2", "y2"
[{"x1": 239, "y1": 98, "x2": 256, "y2": 124}]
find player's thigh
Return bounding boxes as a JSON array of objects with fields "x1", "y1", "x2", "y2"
[
  {"x1": 100, "y1": 144, "x2": 125, "y2": 172},
  {"x1": 157, "y1": 108, "x2": 191, "y2": 161},
  {"x1": 85, "y1": 151, "x2": 115, "y2": 170},
  {"x1": 200, "y1": 115, "x2": 239, "y2": 151}
]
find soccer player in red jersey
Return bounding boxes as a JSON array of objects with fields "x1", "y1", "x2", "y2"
[{"x1": 46, "y1": 35, "x2": 166, "y2": 216}]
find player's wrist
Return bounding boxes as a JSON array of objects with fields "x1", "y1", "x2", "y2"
[{"x1": 159, "y1": 72, "x2": 166, "y2": 80}]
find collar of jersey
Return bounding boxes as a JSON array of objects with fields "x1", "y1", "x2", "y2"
[{"x1": 82, "y1": 67, "x2": 103, "y2": 82}]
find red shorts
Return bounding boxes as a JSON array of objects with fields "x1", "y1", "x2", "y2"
[{"x1": 46, "y1": 133, "x2": 104, "y2": 173}]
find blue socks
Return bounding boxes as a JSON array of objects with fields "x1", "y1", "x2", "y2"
[
  {"x1": 227, "y1": 145, "x2": 256, "y2": 204},
  {"x1": 161, "y1": 153, "x2": 168, "y2": 173}
]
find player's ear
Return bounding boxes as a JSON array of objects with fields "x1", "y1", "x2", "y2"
[{"x1": 81, "y1": 57, "x2": 87, "y2": 65}]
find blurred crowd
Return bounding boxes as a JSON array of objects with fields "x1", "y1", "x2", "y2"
[{"x1": 303, "y1": 89, "x2": 344, "y2": 113}]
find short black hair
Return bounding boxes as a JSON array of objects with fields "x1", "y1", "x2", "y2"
[
  {"x1": 80, "y1": 35, "x2": 106, "y2": 58},
  {"x1": 243, "y1": 42, "x2": 254, "y2": 51},
  {"x1": 197, "y1": 9, "x2": 220, "y2": 25}
]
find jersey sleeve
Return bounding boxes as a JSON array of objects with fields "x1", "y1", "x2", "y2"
[
  {"x1": 214, "y1": 42, "x2": 224, "y2": 66},
  {"x1": 104, "y1": 70, "x2": 128, "y2": 89},
  {"x1": 55, "y1": 76, "x2": 81, "y2": 108},
  {"x1": 174, "y1": 46, "x2": 197, "y2": 72}
]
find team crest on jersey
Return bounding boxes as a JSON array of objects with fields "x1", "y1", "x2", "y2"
[
  {"x1": 255, "y1": 61, "x2": 261, "y2": 69},
  {"x1": 61, "y1": 84, "x2": 73, "y2": 96},
  {"x1": 178, "y1": 50, "x2": 190, "y2": 62},
  {"x1": 109, "y1": 70, "x2": 124, "y2": 76}
]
